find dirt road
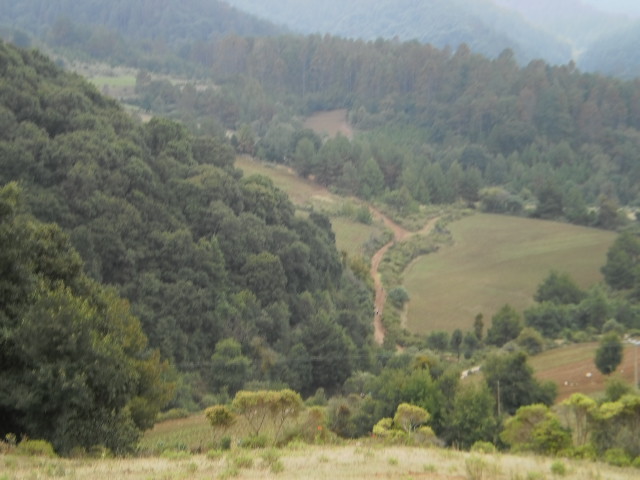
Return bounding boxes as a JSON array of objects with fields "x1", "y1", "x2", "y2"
[{"x1": 369, "y1": 211, "x2": 440, "y2": 345}]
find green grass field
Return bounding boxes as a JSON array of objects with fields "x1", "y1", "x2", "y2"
[{"x1": 404, "y1": 213, "x2": 616, "y2": 334}]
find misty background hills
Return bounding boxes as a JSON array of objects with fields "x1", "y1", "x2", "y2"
[
  {"x1": 2, "y1": 0, "x2": 640, "y2": 77},
  {"x1": 224, "y1": 0, "x2": 640, "y2": 78}
]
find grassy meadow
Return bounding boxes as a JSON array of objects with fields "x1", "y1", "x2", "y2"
[
  {"x1": 5, "y1": 440, "x2": 639, "y2": 480},
  {"x1": 404, "y1": 213, "x2": 616, "y2": 334}
]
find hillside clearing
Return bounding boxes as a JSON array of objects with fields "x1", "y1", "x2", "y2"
[
  {"x1": 404, "y1": 213, "x2": 616, "y2": 334},
  {"x1": 532, "y1": 343, "x2": 639, "y2": 402},
  {"x1": 303, "y1": 109, "x2": 354, "y2": 139}
]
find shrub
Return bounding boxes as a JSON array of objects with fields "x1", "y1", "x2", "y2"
[
  {"x1": 604, "y1": 448, "x2": 632, "y2": 467},
  {"x1": 550, "y1": 460, "x2": 567, "y2": 476},
  {"x1": 470, "y1": 441, "x2": 496, "y2": 454},
  {"x1": 161, "y1": 449, "x2": 191, "y2": 460},
  {"x1": 231, "y1": 452, "x2": 254, "y2": 469},
  {"x1": 219, "y1": 435, "x2": 232, "y2": 451},
  {"x1": 563, "y1": 444, "x2": 597, "y2": 461},
  {"x1": 15, "y1": 439, "x2": 56, "y2": 457},
  {"x1": 465, "y1": 455, "x2": 488, "y2": 480},
  {"x1": 241, "y1": 434, "x2": 268, "y2": 449},
  {"x1": 261, "y1": 449, "x2": 285, "y2": 473},
  {"x1": 388, "y1": 286, "x2": 410, "y2": 309},
  {"x1": 157, "y1": 408, "x2": 190, "y2": 422},
  {"x1": 206, "y1": 449, "x2": 225, "y2": 461}
]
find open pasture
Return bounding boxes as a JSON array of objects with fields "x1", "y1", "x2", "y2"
[
  {"x1": 532, "y1": 342, "x2": 639, "y2": 402},
  {"x1": 404, "y1": 214, "x2": 616, "y2": 334}
]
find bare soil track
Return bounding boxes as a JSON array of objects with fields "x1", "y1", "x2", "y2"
[{"x1": 369, "y1": 211, "x2": 440, "y2": 345}]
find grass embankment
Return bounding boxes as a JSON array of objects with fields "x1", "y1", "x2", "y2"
[
  {"x1": 235, "y1": 155, "x2": 387, "y2": 259},
  {"x1": 404, "y1": 213, "x2": 616, "y2": 334},
  {"x1": 5, "y1": 441, "x2": 639, "y2": 480}
]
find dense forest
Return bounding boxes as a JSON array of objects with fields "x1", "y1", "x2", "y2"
[
  {"x1": 0, "y1": 40, "x2": 376, "y2": 450},
  {"x1": 127, "y1": 34, "x2": 640, "y2": 227},
  {"x1": 4, "y1": 1, "x2": 640, "y2": 224}
]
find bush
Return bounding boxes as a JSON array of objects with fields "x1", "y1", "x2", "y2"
[
  {"x1": 241, "y1": 434, "x2": 268, "y2": 449},
  {"x1": 465, "y1": 456, "x2": 489, "y2": 480},
  {"x1": 388, "y1": 286, "x2": 410, "y2": 309},
  {"x1": 231, "y1": 452, "x2": 254, "y2": 469},
  {"x1": 206, "y1": 449, "x2": 225, "y2": 461},
  {"x1": 161, "y1": 449, "x2": 191, "y2": 460},
  {"x1": 261, "y1": 449, "x2": 285, "y2": 473},
  {"x1": 157, "y1": 408, "x2": 190, "y2": 422},
  {"x1": 550, "y1": 460, "x2": 567, "y2": 476},
  {"x1": 563, "y1": 444, "x2": 597, "y2": 461},
  {"x1": 604, "y1": 448, "x2": 632, "y2": 467},
  {"x1": 219, "y1": 435, "x2": 232, "y2": 451},
  {"x1": 470, "y1": 441, "x2": 497, "y2": 454},
  {"x1": 16, "y1": 439, "x2": 56, "y2": 457}
]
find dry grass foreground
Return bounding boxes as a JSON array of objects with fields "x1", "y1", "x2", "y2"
[{"x1": 3, "y1": 443, "x2": 639, "y2": 480}]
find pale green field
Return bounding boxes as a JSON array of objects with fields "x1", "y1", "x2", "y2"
[
  {"x1": 236, "y1": 156, "x2": 338, "y2": 210},
  {"x1": 404, "y1": 214, "x2": 616, "y2": 334},
  {"x1": 331, "y1": 216, "x2": 384, "y2": 258}
]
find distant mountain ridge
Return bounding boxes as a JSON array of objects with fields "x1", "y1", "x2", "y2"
[
  {"x1": 224, "y1": 0, "x2": 640, "y2": 77},
  {"x1": 224, "y1": 0, "x2": 573, "y2": 65},
  {"x1": 0, "y1": 0, "x2": 285, "y2": 44}
]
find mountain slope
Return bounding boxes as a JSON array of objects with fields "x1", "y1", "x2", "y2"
[
  {"x1": 579, "y1": 20, "x2": 640, "y2": 78},
  {"x1": 0, "y1": 40, "x2": 374, "y2": 396},
  {"x1": 0, "y1": 0, "x2": 284, "y2": 45},
  {"x1": 224, "y1": 0, "x2": 572, "y2": 64}
]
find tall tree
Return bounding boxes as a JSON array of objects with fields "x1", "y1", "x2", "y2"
[{"x1": 595, "y1": 332, "x2": 623, "y2": 376}]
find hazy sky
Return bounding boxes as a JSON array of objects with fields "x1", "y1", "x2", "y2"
[{"x1": 581, "y1": 0, "x2": 640, "y2": 17}]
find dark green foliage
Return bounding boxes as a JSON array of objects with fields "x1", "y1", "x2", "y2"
[
  {"x1": 524, "y1": 302, "x2": 575, "y2": 338},
  {"x1": 602, "y1": 232, "x2": 640, "y2": 291},
  {"x1": 483, "y1": 351, "x2": 557, "y2": 416},
  {"x1": 387, "y1": 286, "x2": 410, "y2": 309},
  {"x1": 595, "y1": 333, "x2": 623, "y2": 375},
  {"x1": 426, "y1": 331, "x2": 450, "y2": 352},
  {"x1": 443, "y1": 383, "x2": 497, "y2": 449},
  {"x1": 0, "y1": 41, "x2": 374, "y2": 410},
  {"x1": 534, "y1": 271, "x2": 585, "y2": 305},
  {"x1": 0, "y1": 184, "x2": 173, "y2": 454},
  {"x1": 486, "y1": 304, "x2": 523, "y2": 347},
  {"x1": 209, "y1": 338, "x2": 251, "y2": 394},
  {"x1": 501, "y1": 404, "x2": 571, "y2": 455}
]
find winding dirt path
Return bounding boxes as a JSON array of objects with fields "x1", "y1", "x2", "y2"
[{"x1": 369, "y1": 211, "x2": 440, "y2": 345}]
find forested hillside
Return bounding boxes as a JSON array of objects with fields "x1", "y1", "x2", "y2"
[
  {"x1": 0, "y1": 41, "x2": 374, "y2": 418},
  {"x1": 129, "y1": 34, "x2": 640, "y2": 226},
  {"x1": 0, "y1": 0, "x2": 284, "y2": 71}
]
